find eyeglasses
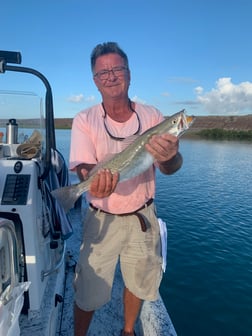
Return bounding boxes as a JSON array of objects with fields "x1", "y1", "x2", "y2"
[{"x1": 94, "y1": 66, "x2": 128, "y2": 80}]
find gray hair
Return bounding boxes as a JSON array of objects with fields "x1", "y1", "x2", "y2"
[{"x1": 91, "y1": 42, "x2": 129, "y2": 72}]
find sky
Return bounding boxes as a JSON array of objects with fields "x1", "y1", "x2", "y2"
[{"x1": 1, "y1": 0, "x2": 252, "y2": 118}]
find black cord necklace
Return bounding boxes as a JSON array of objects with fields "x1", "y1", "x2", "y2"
[{"x1": 102, "y1": 100, "x2": 141, "y2": 141}]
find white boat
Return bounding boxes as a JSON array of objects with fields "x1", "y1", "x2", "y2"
[{"x1": 0, "y1": 51, "x2": 177, "y2": 336}]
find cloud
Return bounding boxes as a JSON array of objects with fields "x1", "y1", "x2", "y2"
[
  {"x1": 68, "y1": 94, "x2": 84, "y2": 103},
  {"x1": 161, "y1": 92, "x2": 170, "y2": 97},
  {"x1": 175, "y1": 100, "x2": 199, "y2": 107},
  {"x1": 194, "y1": 86, "x2": 203, "y2": 95},
  {"x1": 85, "y1": 95, "x2": 96, "y2": 102},
  {"x1": 67, "y1": 94, "x2": 95, "y2": 103},
  {"x1": 195, "y1": 78, "x2": 252, "y2": 114},
  {"x1": 168, "y1": 77, "x2": 198, "y2": 84},
  {"x1": 131, "y1": 95, "x2": 146, "y2": 104}
]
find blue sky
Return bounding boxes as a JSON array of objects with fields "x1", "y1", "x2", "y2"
[{"x1": 1, "y1": 0, "x2": 252, "y2": 118}]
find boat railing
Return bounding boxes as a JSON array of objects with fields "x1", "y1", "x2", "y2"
[
  {"x1": 41, "y1": 240, "x2": 66, "y2": 281},
  {"x1": 0, "y1": 219, "x2": 19, "y2": 303}
]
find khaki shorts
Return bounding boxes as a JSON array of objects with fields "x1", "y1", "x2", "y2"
[{"x1": 73, "y1": 203, "x2": 163, "y2": 311}]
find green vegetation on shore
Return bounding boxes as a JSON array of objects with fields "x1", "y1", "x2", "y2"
[{"x1": 196, "y1": 128, "x2": 252, "y2": 141}]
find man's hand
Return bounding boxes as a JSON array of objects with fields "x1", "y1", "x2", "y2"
[
  {"x1": 89, "y1": 169, "x2": 119, "y2": 198},
  {"x1": 145, "y1": 134, "x2": 182, "y2": 175},
  {"x1": 145, "y1": 133, "x2": 179, "y2": 162}
]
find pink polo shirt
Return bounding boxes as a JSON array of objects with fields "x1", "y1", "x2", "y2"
[{"x1": 69, "y1": 102, "x2": 164, "y2": 214}]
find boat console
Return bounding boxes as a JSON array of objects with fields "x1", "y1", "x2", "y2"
[{"x1": 0, "y1": 50, "x2": 71, "y2": 335}]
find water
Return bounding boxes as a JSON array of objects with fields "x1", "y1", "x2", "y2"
[
  {"x1": 157, "y1": 140, "x2": 252, "y2": 336},
  {"x1": 56, "y1": 130, "x2": 252, "y2": 336}
]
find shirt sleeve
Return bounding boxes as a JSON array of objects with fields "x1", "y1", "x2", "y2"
[{"x1": 69, "y1": 111, "x2": 97, "y2": 171}]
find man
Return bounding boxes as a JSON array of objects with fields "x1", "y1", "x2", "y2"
[{"x1": 69, "y1": 42, "x2": 182, "y2": 336}]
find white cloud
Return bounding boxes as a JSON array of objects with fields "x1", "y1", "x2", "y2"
[
  {"x1": 195, "y1": 78, "x2": 252, "y2": 114},
  {"x1": 68, "y1": 94, "x2": 84, "y2": 103},
  {"x1": 194, "y1": 86, "x2": 203, "y2": 95},
  {"x1": 161, "y1": 91, "x2": 170, "y2": 97},
  {"x1": 131, "y1": 95, "x2": 146, "y2": 104},
  {"x1": 67, "y1": 94, "x2": 95, "y2": 103},
  {"x1": 85, "y1": 95, "x2": 95, "y2": 102},
  {"x1": 168, "y1": 77, "x2": 198, "y2": 84}
]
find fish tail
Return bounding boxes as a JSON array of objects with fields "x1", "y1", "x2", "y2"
[{"x1": 51, "y1": 183, "x2": 84, "y2": 213}]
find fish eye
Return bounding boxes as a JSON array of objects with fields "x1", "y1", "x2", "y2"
[{"x1": 172, "y1": 118, "x2": 177, "y2": 124}]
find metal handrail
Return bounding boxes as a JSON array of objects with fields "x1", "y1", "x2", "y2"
[
  {"x1": 0, "y1": 219, "x2": 19, "y2": 302},
  {"x1": 41, "y1": 240, "x2": 66, "y2": 281}
]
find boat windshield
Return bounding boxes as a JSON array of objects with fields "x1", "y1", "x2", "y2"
[{"x1": 0, "y1": 90, "x2": 45, "y2": 154}]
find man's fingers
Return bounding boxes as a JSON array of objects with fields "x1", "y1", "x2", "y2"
[
  {"x1": 145, "y1": 134, "x2": 179, "y2": 162},
  {"x1": 111, "y1": 172, "x2": 119, "y2": 192},
  {"x1": 90, "y1": 169, "x2": 119, "y2": 198}
]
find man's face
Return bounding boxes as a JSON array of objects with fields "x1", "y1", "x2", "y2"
[{"x1": 93, "y1": 53, "x2": 130, "y2": 100}]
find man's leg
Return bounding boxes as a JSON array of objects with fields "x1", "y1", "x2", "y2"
[
  {"x1": 74, "y1": 303, "x2": 94, "y2": 336},
  {"x1": 122, "y1": 287, "x2": 142, "y2": 334}
]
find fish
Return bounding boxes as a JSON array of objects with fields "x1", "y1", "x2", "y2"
[{"x1": 51, "y1": 109, "x2": 194, "y2": 212}]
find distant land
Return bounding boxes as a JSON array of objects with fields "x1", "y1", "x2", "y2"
[
  {"x1": 54, "y1": 115, "x2": 252, "y2": 132},
  {"x1": 54, "y1": 118, "x2": 73, "y2": 129}
]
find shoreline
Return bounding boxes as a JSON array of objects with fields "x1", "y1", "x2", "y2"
[{"x1": 54, "y1": 114, "x2": 252, "y2": 131}]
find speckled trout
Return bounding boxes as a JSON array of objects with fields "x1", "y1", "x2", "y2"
[{"x1": 51, "y1": 110, "x2": 194, "y2": 212}]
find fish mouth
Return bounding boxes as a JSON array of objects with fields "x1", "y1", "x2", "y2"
[
  {"x1": 176, "y1": 113, "x2": 195, "y2": 136},
  {"x1": 186, "y1": 115, "x2": 195, "y2": 126}
]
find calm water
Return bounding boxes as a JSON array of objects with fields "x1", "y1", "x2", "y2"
[{"x1": 56, "y1": 130, "x2": 252, "y2": 336}]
